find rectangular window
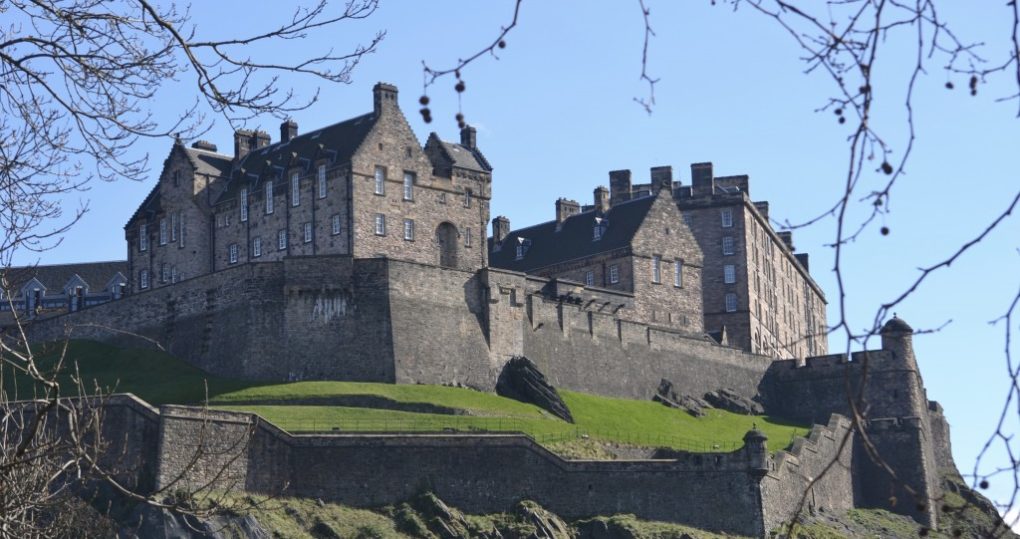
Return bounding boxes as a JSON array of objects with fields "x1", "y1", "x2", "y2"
[
  {"x1": 609, "y1": 264, "x2": 620, "y2": 284},
  {"x1": 172, "y1": 169, "x2": 180, "y2": 187},
  {"x1": 438, "y1": 192, "x2": 447, "y2": 204},
  {"x1": 171, "y1": 266, "x2": 178, "y2": 283},
  {"x1": 178, "y1": 217, "x2": 185, "y2": 248},
  {"x1": 593, "y1": 224, "x2": 602, "y2": 240},
  {"x1": 652, "y1": 255, "x2": 662, "y2": 283},
  {"x1": 253, "y1": 237, "x2": 262, "y2": 257},
  {"x1": 721, "y1": 208, "x2": 733, "y2": 228},
  {"x1": 303, "y1": 222, "x2": 313, "y2": 243},
  {"x1": 317, "y1": 165, "x2": 327, "y2": 199},
  {"x1": 291, "y1": 173, "x2": 300, "y2": 206},
  {"x1": 374, "y1": 166, "x2": 385, "y2": 195},
  {"x1": 674, "y1": 261, "x2": 683, "y2": 288},
  {"x1": 374, "y1": 214, "x2": 386, "y2": 236},
  {"x1": 139, "y1": 224, "x2": 148, "y2": 251},
  {"x1": 724, "y1": 264, "x2": 736, "y2": 284},
  {"x1": 403, "y1": 172, "x2": 414, "y2": 201},
  {"x1": 464, "y1": 227, "x2": 472, "y2": 247},
  {"x1": 170, "y1": 212, "x2": 178, "y2": 241},
  {"x1": 585, "y1": 271, "x2": 595, "y2": 287},
  {"x1": 515, "y1": 245, "x2": 524, "y2": 260},
  {"x1": 464, "y1": 189, "x2": 472, "y2": 208},
  {"x1": 331, "y1": 214, "x2": 341, "y2": 235},
  {"x1": 722, "y1": 236, "x2": 735, "y2": 255},
  {"x1": 229, "y1": 244, "x2": 238, "y2": 264},
  {"x1": 240, "y1": 188, "x2": 248, "y2": 222},
  {"x1": 278, "y1": 229, "x2": 287, "y2": 250},
  {"x1": 266, "y1": 181, "x2": 274, "y2": 214},
  {"x1": 161, "y1": 263, "x2": 169, "y2": 283},
  {"x1": 159, "y1": 219, "x2": 168, "y2": 245},
  {"x1": 403, "y1": 219, "x2": 414, "y2": 240},
  {"x1": 725, "y1": 292, "x2": 738, "y2": 312},
  {"x1": 139, "y1": 270, "x2": 149, "y2": 289}
]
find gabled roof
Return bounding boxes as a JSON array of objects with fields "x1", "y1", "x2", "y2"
[
  {"x1": 125, "y1": 183, "x2": 161, "y2": 228},
  {"x1": 215, "y1": 112, "x2": 378, "y2": 204},
  {"x1": 439, "y1": 139, "x2": 491, "y2": 173},
  {"x1": 488, "y1": 195, "x2": 657, "y2": 272},
  {"x1": 185, "y1": 146, "x2": 232, "y2": 177},
  {"x1": 1, "y1": 261, "x2": 128, "y2": 297}
]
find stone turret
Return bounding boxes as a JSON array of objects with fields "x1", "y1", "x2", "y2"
[
  {"x1": 880, "y1": 315, "x2": 915, "y2": 364},
  {"x1": 743, "y1": 428, "x2": 769, "y2": 477}
]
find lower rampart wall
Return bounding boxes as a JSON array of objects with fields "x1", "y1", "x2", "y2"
[
  {"x1": 760, "y1": 415, "x2": 855, "y2": 532},
  {"x1": 101, "y1": 395, "x2": 859, "y2": 537}
]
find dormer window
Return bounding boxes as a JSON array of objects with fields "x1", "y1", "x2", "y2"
[
  {"x1": 593, "y1": 217, "x2": 607, "y2": 241},
  {"x1": 515, "y1": 237, "x2": 531, "y2": 260}
]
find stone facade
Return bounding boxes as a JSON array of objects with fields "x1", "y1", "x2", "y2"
[
  {"x1": 123, "y1": 83, "x2": 492, "y2": 296},
  {"x1": 602, "y1": 163, "x2": 828, "y2": 359}
]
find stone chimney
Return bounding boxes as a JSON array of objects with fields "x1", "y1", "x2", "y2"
[
  {"x1": 373, "y1": 82, "x2": 399, "y2": 115},
  {"x1": 594, "y1": 186, "x2": 610, "y2": 214},
  {"x1": 460, "y1": 125, "x2": 477, "y2": 149},
  {"x1": 609, "y1": 169, "x2": 632, "y2": 206},
  {"x1": 650, "y1": 166, "x2": 673, "y2": 195},
  {"x1": 777, "y1": 231, "x2": 795, "y2": 252},
  {"x1": 191, "y1": 140, "x2": 218, "y2": 152},
  {"x1": 233, "y1": 129, "x2": 271, "y2": 160},
  {"x1": 492, "y1": 216, "x2": 510, "y2": 245},
  {"x1": 754, "y1": 201, "x2": 769, "y2": 220},
  {"x1": 280, "y1": 119, "x2": 298, "y2": 143},
  {"x1": 555, "y1": 198, "x2": 581, "y2": 227},
  {"x1": 691, "y1": 162, "x2": 714, "y2": 197}
]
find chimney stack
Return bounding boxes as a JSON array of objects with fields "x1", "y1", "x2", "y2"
[
  {"x1": 373, "y1": 82, "x2": 399, "y2": 115},
  {"x1": 555, "y1": 198, "x2": 581, "y2": 227},
  {"x1": 280, "y1": 119, "x2": 298, "y2": 143},
  {"x1": 609, "y1": 169, "x2": 632, "y2": 206},
  {"x1": 691, "y1": 162, "x2": 715, "y2": 197},
  {"x1": 754, "y1": 201, "x2": 769, "y2": 220},
  {"x1": 492, "y1": 216, "x2": 510, "y2": 245},
  {"x1": 460, "y1": 125, "x2": 477, "y2": 149},
  {"x1": 594, "y1": 186, "x2": 610, "y2": 214},
  {"x1": 777, "y1": 231, "x2": 795, "y2": 252},
  {"x1": 233, "y1": 129, "x2": 271, "y2": 160},
  {"x1": 650, "y1": 166, "x2": 673, "y2": 195}
]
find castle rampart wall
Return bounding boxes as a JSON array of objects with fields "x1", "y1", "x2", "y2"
[
  {"x1": 102, "y1": 395, "x2": 785, "y2": 537},
  {"x1": 759, "y1": 414, "x2": 855, "y2": 533}
]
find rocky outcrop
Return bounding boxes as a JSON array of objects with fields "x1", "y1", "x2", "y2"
[
  {"x1": 496, "y1": 356, "x2": 574, "y2": 423},
  {"x1": 703, "y1": 388, "x2": 764, "y2": 415},
  {"x1": 654, "y1": 379, "x2": 710, "y2": 417}
]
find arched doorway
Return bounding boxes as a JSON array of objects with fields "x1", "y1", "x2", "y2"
[{"x1": 436, "y1": 222, "x2": 458, "y2": 268}]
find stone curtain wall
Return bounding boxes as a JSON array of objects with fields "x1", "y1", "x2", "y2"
[
  {"x1": 91, "y1": 394, "x2": 869, "y2": 537},
  {"x1": 23, "y1": 263, "x2": 288, "y2": 379},
  {"x1": 760, "y1": 347, "x2": 941, "y2": 528},
  {"x1": 759, "y1": 414, "x2": 855, "y2": 533}
]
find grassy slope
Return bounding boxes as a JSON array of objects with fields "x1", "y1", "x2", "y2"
[{"x1": 14, "y1": 340, "x2": 805, "y2": 452}]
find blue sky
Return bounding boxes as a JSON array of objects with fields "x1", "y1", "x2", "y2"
[{"x1": 12, "y1": 1, "x2": 1020, "y2": 513}]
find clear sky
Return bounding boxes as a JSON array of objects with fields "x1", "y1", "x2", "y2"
[{"x1": 10, "y1": 1, "x2": 1020, "y2": 515}]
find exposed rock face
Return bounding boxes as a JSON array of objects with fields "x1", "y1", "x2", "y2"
[
  {"x1": 496, "y1": 356, "x2": 574, "y2": 423},
  {"x1": 654, "y1": 379, "x2": 711, "y2": 417},
  {"x1": 703, "y1": 388, "x2": 764, "y2": 415},
  {"x1": 515, "y1": 501, "x2": 573, "y2": 539}
]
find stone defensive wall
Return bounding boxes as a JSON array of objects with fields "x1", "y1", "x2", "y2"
[
  {"x1": 21, "y1": 256, "x2": 774, "y2": 402},
  {"x1": 91, "y1": 394, "x2": 856, "y2": 538}
]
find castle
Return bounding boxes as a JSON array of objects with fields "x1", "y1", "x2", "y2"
[{"x1": 8, "y1": 84, "x2": 961, "y2": 536}]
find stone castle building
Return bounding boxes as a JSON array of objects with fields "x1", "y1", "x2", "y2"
[
  {"x1": 125, "y1": 83, "x2": 491, "y2": 294},
  {"x1": 9, "y1": 83, "x2": 965, "y2": 535}
]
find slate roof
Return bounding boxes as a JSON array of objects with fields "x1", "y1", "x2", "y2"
[
  {"x1": 1, "y1": 261, "x2": 128, "y2": 296},
  {"x1": 125, "y1": 184, "x2": 161, "y2": 228},
  {"x1": 439, "y1": 139, "x2": 491, "y2": 173},
  {"x1": 214, "y1": 112, "x2": 378, "y2": 204},
  {"x1": 185, "y1": 146, "x2": 232, "y2": 177},
  {"x1": 488, "y1": 195, "x2": 656, "y2": 273}
]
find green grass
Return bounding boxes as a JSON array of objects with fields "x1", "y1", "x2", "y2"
[{"x1": 12, "y1": 340, "x2": 808, "y2": 454}]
